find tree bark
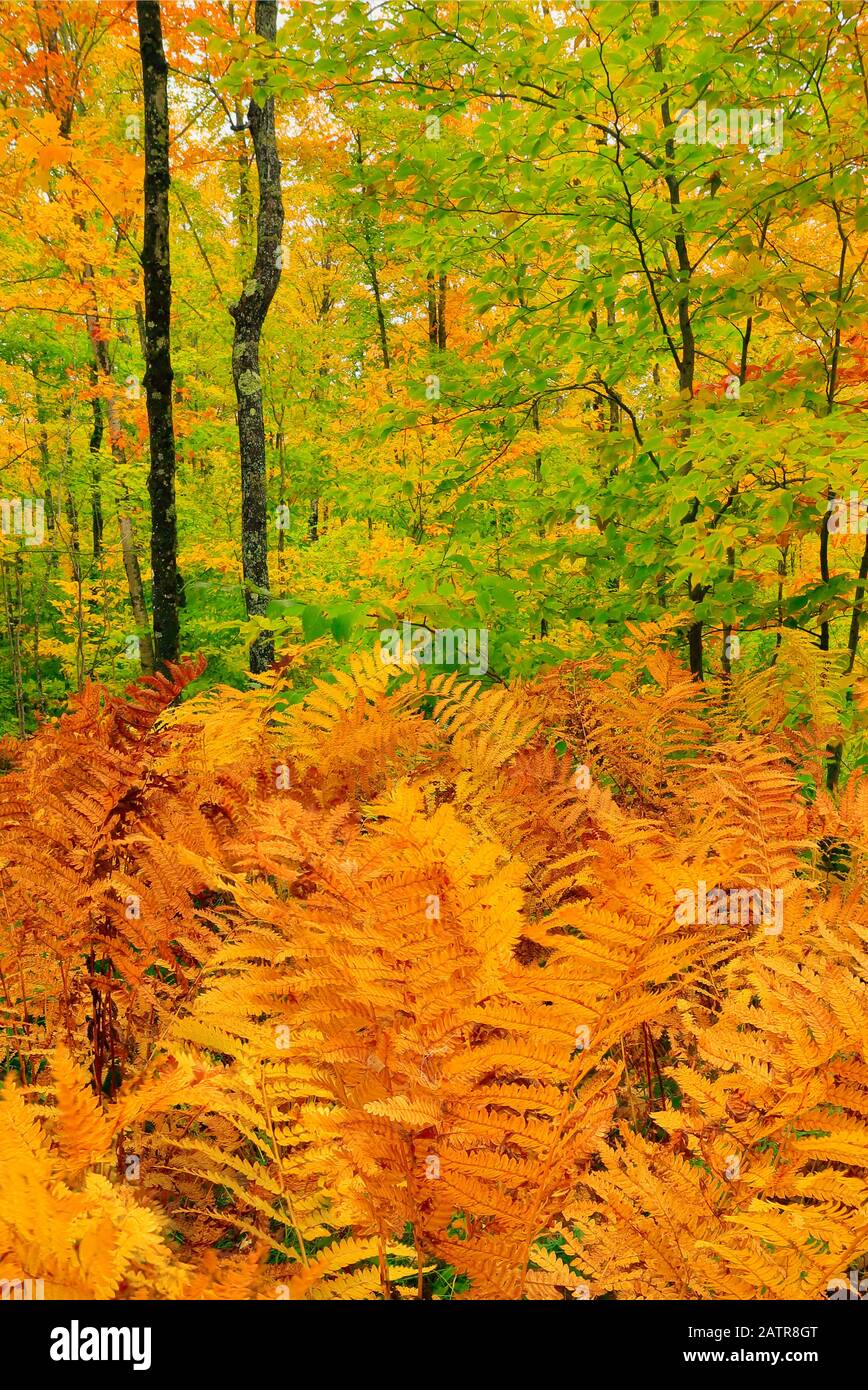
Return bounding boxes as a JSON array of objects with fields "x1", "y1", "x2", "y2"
[
  {"x1": 60, "y1": 406, "x2": 86, "y2": 690},
  {"x1": 437, "y1": 272, "x2": 447, "y2": 351},
  {"x1": 137, "y1": 0, "x2": 180, "y2": 670},
  {"x1": 650, "y1": 0, "x2": 704, "y2": 678},
  {"x1": 820, "y1": 216, "x2": 849, "y2": 789},
  {"x1": 845, "y1": 538, "x2": 868, "y2": 674},
  {"x1": 83, "y1": 303, "x2": 156, "y2": 677},
  {"x1": 1, "y1": 557, "x2": 26, "y2": 736},
  {"x1": 427, "y1": 271, "x2": 438, "y2": 346},
  {"x1": 354, "y1": 132, "x2": 391, "y2": 376},
  {"x1": 229, "y1": 0, "x2": 283, "y2": 674},
  {"x1": 88, "y1": 374, "x2": 105, "y2": 560}
]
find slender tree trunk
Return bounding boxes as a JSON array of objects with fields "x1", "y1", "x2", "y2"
[
  {"x1": 367, "y1": 251, "x2": 390, "y2": 372},
  {"x1": 137, "y1": 0, "x2": 180, "y2": 669},
  {"x1": 85, "y1": 326, "x2": 156, "y2": 675},
  {"x1": 516, "y1": 272, "x2": 547, "y2": 634},
  {"x1": 82, "y1": 273, "x2": 156, "y2": 675},
  {"x1": 845, "y1": 538, "x2": 868, "y2": 674},
  {"x1": 531, "y1": 397, "x2": 548, "y2": 637},
  {"x1": 650, "y1": 1, "x2": 703, "y2": 677},
  {"x1": 1, "y1": 557, "x2": 26, "y2": 736},
  {"x1": 826, "y1": 518, "x2": 868, "y2": 792},
  {"x1": 772, "y1": 545, "x2": 788, "y2": 664},
  {"x1": 819, "y1": 207, "x2": 850, "y2": 788},
  {"x1": 276, "y1": 426, "x2": 287, "y2": 591},
  {"x1": 307, "y1": 297, "x2": 332, "y2": 547},
  {"x1": 437, "y1": 272, "x2": 447, "y2": 351},
  {"x1": 229, "y1": 0, "x2": 283, "y2": 674},
  {"x1": 427, "y1": 271, "x2": 437, "y2": 346},
  {"x1": 30, "y1": 383, "x2": 65, "y2": 701},
  {"x1": 61, "y1": 406, "x2": 86, "y2": 691},
  {"x1": 721, "y1": 545, "x2": 736, "y2": 701},
  {"x1": 234, "y1": 99, "x2": 253, "y2": 272},
  {"x1": 227, "y1": 6, "x2": 253, "y2": 271},
  {"x1": 607, "y1": 304, "x2": 620, "y2": 429},
  {"x1": 426, "y1": 271, "x2": 447, "y2": 350},
  {"x1": 31, "y1": 557, "x2": 48, "y2": 713},
  {"x1": 88, "y1": 376, "x2": 104, "y2": 560},
  {"x1": 819, "y1": 490, "x2": 832, "y2": 653},
  {"x1": 353, "y1": 132, "x2": 391, "y2": 377}
]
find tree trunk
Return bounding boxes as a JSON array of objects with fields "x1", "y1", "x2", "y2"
[
  {"x1": 88, "y1": 376, "x2": 104, "y2": 560},
  {"x1": 354, "y1": 132, "x2": 391, "y2": 376},
  {"x1": 845, "y1": 536, "x2": 868, "y2": 674},
  {"x1": 650, "y1": 1, "x2": 703, "y2": 678},
  {"x1": 229, "y1": 0, "x2": 283, "y2": 674},
  {"x1": 61, "y1": 406, "x2": 85, "y2": 691},
  {"x1": 137, "y1": 0, "x2": 180, "y2": 670},
  {"x1": 276, "y1": 427, "x2": 287, "y2": 591},
  {"x1": 531, "y1": 398, "x2": 547, "y2": 637},
  {"x1": 82, "y1": 270, "x2": 156, "y2": 675},
  {"x1": 1, "y1": 557, "x2": 26, "y2": 736},
  {"x1": 233, "y1": 97, "x2": 253, "y2": 273},
  {"x1": 721, "y1": 545, "x2": 736, "y2": 701},
  {"x1": 437, "y1": 272, "x2": 447, "y2": 351},
  {"x1": 427, "y1": 271, "x2": 438, "y2": 346}
]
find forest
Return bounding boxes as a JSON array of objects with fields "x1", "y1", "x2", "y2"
[{"x1": 0, "y1": 0, "x2": 867, "y2": 1307}]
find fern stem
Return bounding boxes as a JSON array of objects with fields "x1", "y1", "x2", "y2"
[{"x1": 258, "y1": 1064, "x2": 309, "y2": 1271}]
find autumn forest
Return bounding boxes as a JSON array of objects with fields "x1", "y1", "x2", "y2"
[{"x1": 0, "y1": 0, "x2": 867, "y2": 1319}]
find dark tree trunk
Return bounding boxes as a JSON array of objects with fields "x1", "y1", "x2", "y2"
[
  {"x1": 819, "y1": 492, "x2": 832, "y2": 653},
  {"x1": 367, "y1": 249, "x2": 390, "y2": 372},
  {"x1": 426, "y1": 271, "x2": 447, "y2": 351},
  {"x1": 234, "y1": 96, "x2": 253, "y2": 270},
  {"x1": 845, "y1": 535, "x2": 868, "y2": 674},
  {"x1": 721, "y1": 545, "x2": 736, "y2": 700},
  {"x1": 229, "y1": 0, "x2": 283, "y2": 674},
  {"x1": 88, "y1": 375, "x2": 104, "y2": 560},
  {"x1": 650, "y1": 1, "x2": 703, "y2": 678},
  {"x1": 531, "y1": 396, "x2": 547, "y2": 637},
  {"x1": 137, "y1": 0, "x2": 180, "y2": 670},
  {"x1": 354, "y1": 132, "x2": 391, "y2": 376},
  {"x1": 1, "y1": 557, "x2": 25, "y2": 736},
  {"x1": 437, "y1": 272, "x2": 447, "y2": 351},
  {"x1": 83, "y1": 260, "x2": 156, "y2": 674}
]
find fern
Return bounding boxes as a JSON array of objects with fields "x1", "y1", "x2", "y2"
[{"x1": 1, "y1": 635, "x2": 866, "y2": 1299}]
